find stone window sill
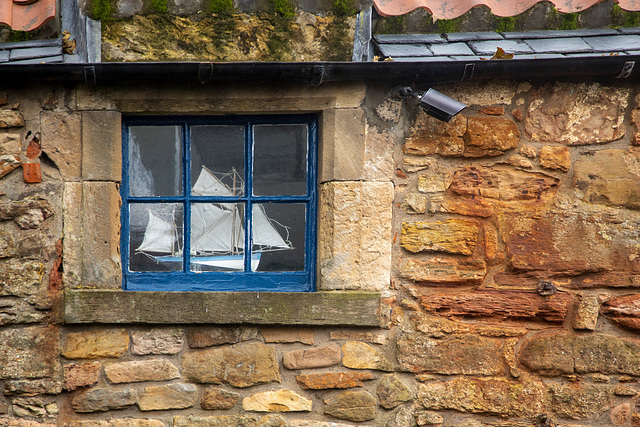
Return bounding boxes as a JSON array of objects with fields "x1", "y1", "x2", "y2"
[{"x1": 63, "y1": 290, "x2": 382, "y2": 326}]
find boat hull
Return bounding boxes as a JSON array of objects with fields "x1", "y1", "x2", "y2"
[{"x1": 153, "y1": 253, "x2": 261, "y2": 271}]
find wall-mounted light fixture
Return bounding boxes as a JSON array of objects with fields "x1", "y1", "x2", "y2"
[{"x1": 395, "y1": 87, "x2": 467, "y2": 122}]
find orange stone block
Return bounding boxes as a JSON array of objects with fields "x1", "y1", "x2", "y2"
[{"x1": 22, "y1": 162, "x2": 41, "y2": 183}]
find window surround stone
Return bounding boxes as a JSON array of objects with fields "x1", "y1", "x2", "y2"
[{"x1": 63, "y1": 82, "x2": 391, "y2": 327}]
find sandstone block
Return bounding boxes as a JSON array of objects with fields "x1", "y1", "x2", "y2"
[
  {"x1": 463, "y1": 116, "x2": 520, "y2": 157},
  {"x1": 0, "y1": 133, "x2": 21, "y2": 154},
  {"x1": 401, "y1": 219, "x2": 480, "y2": 255},
  {"x1": 63, "y1": 182, "x2": 82, "y2": 288},
  {"x1": 138, "y1": 383, "x2": 197, "y2": 411},
  {"x1": 0, "y1": 154, "x2": 20, "y2": 178},
  {"x1": 0, "y1": 325, "x2": 59, "y2": 380},
  {"x1": 549, "y1": 383, "x2": 613, "y2": 420},
  {"x1": 324, "y1": 390, "x2": 376, "y2": 422},
  {"x1": 65, "y1": 420, "x2": 164, "y2": 427},
  {"x1": 0, "y1": 110, "x2": 25, "y2": 128},
  {"x1": 259, "y1": 328, "x2": 314, "y2": 345},
  {"x1": 173, "y1": 415, "x2": 259, "y2": 427},
  {"x1": 186, "y1": 327, "x2": 245, "y2": 348},
  {"x1": 397, "y1": 333, "x2": 503, "y2": 375},
  {"x1": 342, "y1": 341, "x2": 393, "y2": 371},
  {"x1": 104, "y1": 360, "x2": 179, "y2": 383},
  {"x1": 131, "y1": 329, "x2": 184, "y2": 355},
  {"x1": 12, "y1": 396, "x2": 57, "y2": 418},
  {"x1": 201, "y1": 388, "x2": 239, "y2": 410},
  {"x1": 0, "y1": 196, "x2": 54, "y2": 230},
  {"x1": 400, "y1": 257, "x2": 486, "y2": 285},
  {"x1": 413, "y1": 313, "x2": 528, "y2": 337},
  {"x1": 40, "y1": 111, "x2": 82, "y2": 180},
  {"x1": 283, "y1": 343, "x2": 341, "y2": 370},
  {"x1": 364, "y1": 125, "x2": 395, "y2": 180},
  {"x1": 376, "y1": 374, "x2": 413, "y2": 409},
  {"x1": 573, "y1": 149, "x2": 640, "y2": 210},
  {"x1": 81, "y1": 181, "x2": 122, "y2": 288},
  {"x1": 601, "y1": 294, "x2": 640, "y2": 331},
  {"x1": 5, "y1": 378, "x2": 63, "y2": 395},
  {"x1": 329, "y1": 331, "x2": 386, "y2": 344},
  {"x1": 243, "y1": 390, "x2": 312, "y2": 412},
  {"x1": 573, "y1": 294, "x2": 599, "y2": 330},
  {"x1": 71, "y1": 388, "x2": 137, "y2": 413},
  {"x1": 418, "y1": 290, "x2": 571, "y2": 323},
  {"x1": 417, "y1": 173, "x2": 449, "y2": 193},
  {"x1": 539, "y1": 146, "x2": 571, "y2": 172},
  {"x1": 520, "y1": 332, "x2": 640, "y2": 376},
  {"x1": 402, "y1": 192, "x2": 428, "y2": 214},
  {"x1": 444, "y1": 165, "x2": 559, "y2": 216},
  {"x1": 525, "y1": 82, "x2": 628, "y2": 145},
  {"x1": 318, "y1": 181, "x2": 393, "y2": 291},
  {"x1": 296, "y1": 372, "x2": 374, "y2": 389},
  {"x1": 82, "y1": 110, "x2": 122, "y2": 181},
  {"x1": 417, "y1": 377, "x2": 546, "y2": 417},
  {"x1": 182, "y1": 342, "x2": 280, "y2": 387},
  {"x1": 612, "y1": 402, "x2": 632, "y2": 425},
  {"x1": 403, "y1": 113, "x2": 466, "y2": 157},
  {"x1": 64, "y1": 362, "x2": 101, "y2": 391},
  {"x1": 62, "y1": 329, "x2": 129, "y2": 359},
  {"x1": 321, "y1": 108, "x2": 365, "y2": 182},
  {"x1": 0, "y1": 259, "x2": 45, "y2": 299}
]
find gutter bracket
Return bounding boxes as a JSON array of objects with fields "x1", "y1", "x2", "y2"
[
  {"x1": 310, "y1": 65, "x2": 325, "y2": 86},
  {"x1": 616, "y1": 61, "x2": 635, "y2": 79},
  {"x1": 198, "y1": 63, "x2": 214, "y2": 84},
  {"x1": 83, "y1": 65, "x2": 96, "y2": 86},
  {"x1": 461, "y1": 63, "x2": 474, "y2": 81}
]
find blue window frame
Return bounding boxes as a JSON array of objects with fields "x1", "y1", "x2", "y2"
[{"x1": 121, "y1": 115, "x2": 318, "y2": 292}]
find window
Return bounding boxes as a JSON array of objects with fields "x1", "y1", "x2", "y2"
[{"x1": 121, "y1": 115, "x2": 318, "y2": 292}]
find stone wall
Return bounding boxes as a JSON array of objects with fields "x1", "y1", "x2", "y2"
[{"x1": 1, "y1": 77, "x2": 640, "y2": 426}]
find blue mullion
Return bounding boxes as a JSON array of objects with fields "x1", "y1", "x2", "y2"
[
  {"x1": 307, "y1": 119, "x2": 318, "y2": 289},
  {"x1": 183, "y1": 123, "x2": 191, "y2": 273},
  {"x1": 121, "y1": 124, "x2": 131, "y2": 289},
  {"x1": 245, "y1": 122, "x2": 253, "y2": 273}
]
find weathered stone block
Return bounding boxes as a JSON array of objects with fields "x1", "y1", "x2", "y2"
[
  {"x1": 12, "y1": 396, "x2": 57, "y2": 419},
  {"x1": 444, "y1": 165, "x2": 559, "y2": 217},
  {"x1": 601, "y1": 294, "x2": 640, "y2": 331},
  {"x1": 463, "y1": 116, "x2": 520, "y2": 157},
  {"x1": 549, "y1": 383, "x2": 614, "y2": 420},
  {"x1": 329, "y1": 330, "x2": 386, "y2": 344},
  {"x1": 320, "y1": 108, "x2": 365, "y2": 182},
  {"x1": 0, "y1": 133, "x2": 21, "y2": 155},
  {"x1": 400, "y1": 257, "x2": 486, "y2": 285},
  {"x1": 376, "y1": 374, "x2": 413, "y2": 409},
  {"x1": 0, "y1": 196, "x2": 54, "y2": 230},
  {"x1": 283, "y1": 343, "x2": 341, "y2": 370},
  {"x1": 397, "y1": 333, "x2": 503, "y2": 375},
  {"x1": 401, "y1": 219, "x2": 480, "y2": 255},
  {"x1": 65, "y1": 420, "x2": 164, "y2": 427},
  {"x1": 573, "y1": 294, "x2": 599, "y2": 330},
  {"x1": 64, "y1": 362, "x2": 101, "y2": 391},
  {"x1": 342, "y1": 341, "x2": 393, "y2": 371},
  {"x1": 81, "y1": 181, "x2": 122, "y2": 288},
  {"x1": 104, "y1": 360, "x2": 179, "y2": 383},
  {"x1": 186, "y1": 327, "x2": 245, "y2": 348},
  {"x1": 402, "y1": 192, "x2": 428, "y2": 214},
  {"x1": 259, "y1": 328, "x2": 314, "y2": 345},
  {"x1": 318, "y1": 181, "x2": 393, "y2": 291},
  {"x1": 63, "y1": 182, "x2": 83, "y2": 288},
  {"x1": 324, "y1": 390, "x2": 376, "y2": 422},
  {"x1": 201, "y1": 388, "x2": 239, "y2": 410},
  {"x1": 5, "y1": 378, "x2": 62, "y2": 395},
  {"x1": 82, "y1": 110, "x2": 122, "y2": 181},
  {"x1": 520, "y1": 332, "x2": 640, "y2": 376},
  {"x1": 612, "y1": 402, "x2": 632, "y2": 425},
  {"x1": 173, "y1": 415, "x2": 259, "y2": 427},
  {"x1": 243, "y1": 390, "x2": 312, "y2": 412},
  {"x1": 131, "y1": 328, "x2": 184, "y2": 355},
  {"x1": 418, "y1": 290, "x2": 572, "y2": 322},
  {"x1": 0, "y1": 325, "x2": 59, "y2": 380},
  {"x1": 403, "y1": 113, "x2": 466, "y2": 157},
  {"x1": 417, "y1": 377, "x2": 546, "y2": 417},
  {"x1": 182, "y1": 342, "x2": 280, "y2": 387},
  {"x1": 71, "y1": 388, "x2": 137, "y2": 413},
  {"x1": 0, "y1": 154, "x2": 20, "y2": 178},
  {"x1": 0, "y1": 110, "x2": 25, "y2": 128},
  {"x1": 296, "y1": 371, "x2": 374, "y2": 389},
  {"x1": 138, "y1": 383, "x2": 197, "y2": 411},
  {"x1": 364, "y1": 125, "x2": 395, "y2": 180},
  {"x1": 525, "y1": 82, "x2": 628, "y2": 145},
  {"x1": 573, "y1": 149, "x2": 640, "y2": 210},
  {"x1": 539, "y1": 146, "x2": 571, "y2": 172},
  {"x1": 62, "y1": 329, "x2": 129, "y2": 359},
  {"x1": 40, "y1": 111, "x2": 82, "y2": 180}
]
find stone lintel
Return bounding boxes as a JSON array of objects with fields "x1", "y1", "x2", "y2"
[{"x1": 64, "y1": 290, "x2": 382, "y2": 326}]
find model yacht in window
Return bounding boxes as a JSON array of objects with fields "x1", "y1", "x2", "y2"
[{"x1": 136, "y1": 166, "x2": 293, "y2": 271}]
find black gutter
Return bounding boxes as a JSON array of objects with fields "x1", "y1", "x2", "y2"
[{"x1": 1, "y1": 57, "x2": 639, "y2": 85}]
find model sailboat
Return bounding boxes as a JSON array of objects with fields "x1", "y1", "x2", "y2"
[{"x1": 136, "y1": 166, "x2": 292, "y2": 271}]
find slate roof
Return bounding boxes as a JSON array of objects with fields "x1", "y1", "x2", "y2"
[
  {"x1": 0, "y1": 38, "x2": 64, "y2": 64},
  {"x1": 373, "y1": 0, "x2": 640, "y2": 19},
  {"x1": 372, "y1": 28, "x2": 640, "y2": 61}
]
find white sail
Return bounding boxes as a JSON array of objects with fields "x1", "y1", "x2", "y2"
[
  {"x1": 191, "y1": 203, "x2": 244, "y2": 253},
  {"x1": 192, "y1": 166, "x2": 236, "y2": 210},
  {"x1": 252, "y1": 205, "x2": 291, "y2": 249},
  {"x1": 136, "y1": 211, "x2": 175, "y2": 254}
]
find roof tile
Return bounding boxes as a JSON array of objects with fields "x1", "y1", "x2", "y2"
[
  {"x1": 0, "y1": 0, "x2": 56, "y2": 31},
  {"x1": 374, "y1": 34, "x2": 446, "y2": 44},
  {"x1": 444, "y1": 32, "x2": 503, "y2": 42},
  {"x1": 525, "y1": 37, "x2": 593, "y2": 54},
  {"x1": 583, "y1": 35, "x2": 640, "y2": 52},
  {"x1": 502, "y1": 29, "x2": 620, "y2": 39},
  {"x1": 429, "y1": 42, "x2": 475, "y2": 56},
  {"x1": 9, "y1": 45, "x2": 62, "y2": 61},
  {"x1": 378, "y1": 43, "x2": 433, "y2": 57},
  {"x1": 469, "y1": 39, "x2": 533, "y2": 55}
]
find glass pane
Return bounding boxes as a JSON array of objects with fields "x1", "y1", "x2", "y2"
[
  {"x1": 129, "y1": 203, "x2": 183, "y2": 272},
  {"x1": 253, "y1": 125, "x2": 307, "y2": 196},
  {"x1": 129, "y1": 126, "x2": 183, "y2": 197},
  {"x1": 252, "y1": 203, "x2": 305, "y2": 272},
  {"x1": 190, "y1": 203, "x2": 245, "y2": 272},
  {"x1": 191, "y1": 126, "x2": 245, "y2": 197}
]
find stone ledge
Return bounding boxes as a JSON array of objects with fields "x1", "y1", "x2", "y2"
[{"x1": 64, "y1": 290, "x2": 382, "y2": 326}]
